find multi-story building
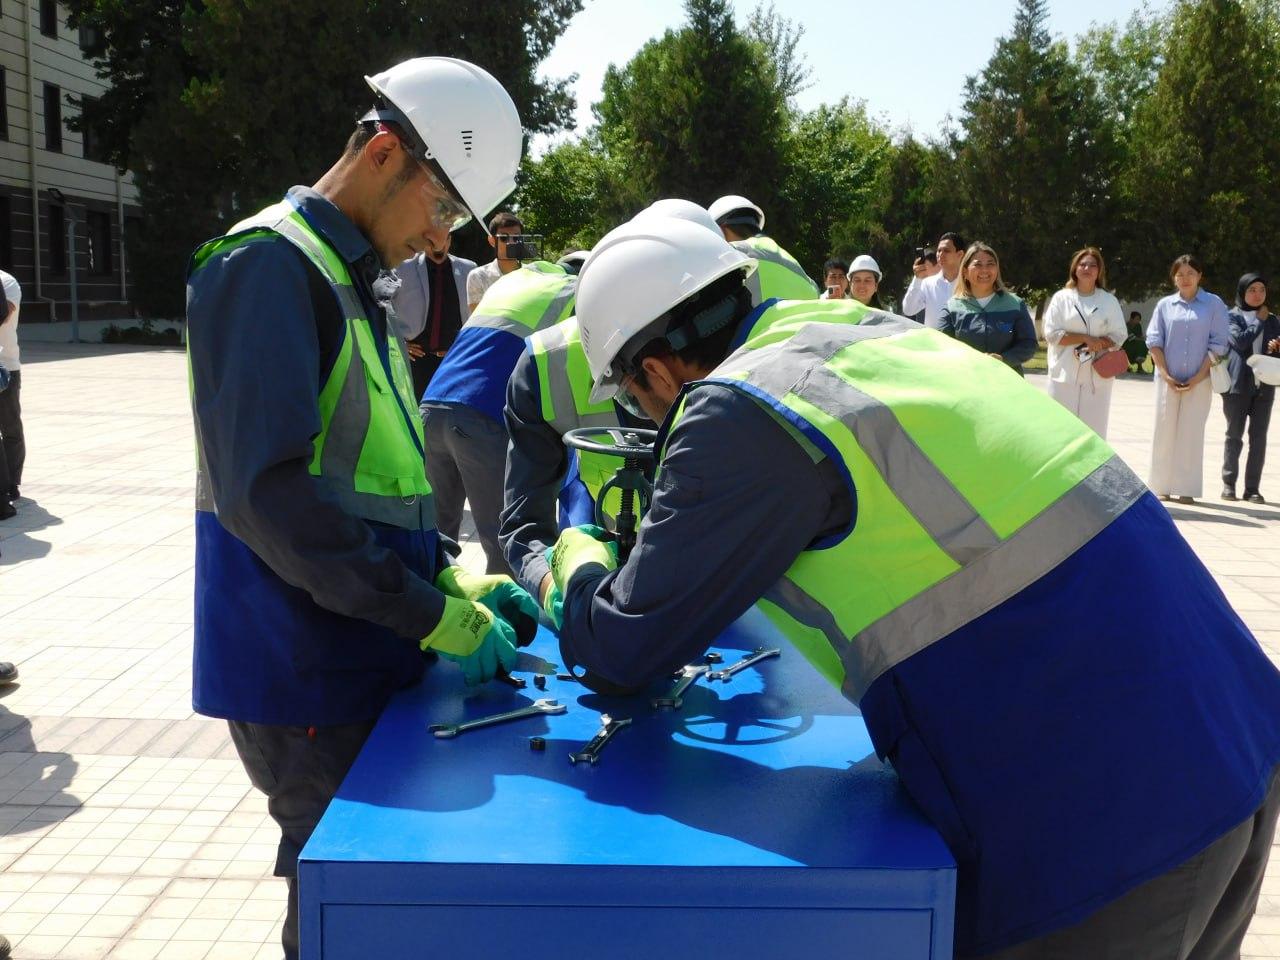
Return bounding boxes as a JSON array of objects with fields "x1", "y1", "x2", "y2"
[{"x1": 1, "y1": 0, "x2": 140, "y2": 321}]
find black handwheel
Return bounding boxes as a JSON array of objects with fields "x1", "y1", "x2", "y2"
[{"x1": 562, "y1": 428, "x2": 659, "y2": 562}]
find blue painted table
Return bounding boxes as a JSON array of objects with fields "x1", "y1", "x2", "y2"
[{"x1": 299, "y1": 607, "x2": 955, "y2": 959}]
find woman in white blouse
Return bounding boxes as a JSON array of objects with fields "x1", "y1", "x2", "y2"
[{"x1": 1043, "y1": 247, "x2": 1129, "y2": 438}]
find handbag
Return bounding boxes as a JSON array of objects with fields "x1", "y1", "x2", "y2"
[
  {"x1": 1209, "y1": 355, "x2": 1231, "y2": 393},
  {"x1": 1091, "y1": 349, "x2": 1129, "y2": 378}
]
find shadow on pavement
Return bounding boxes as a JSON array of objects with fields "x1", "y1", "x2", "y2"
[
  {"x1": 0, "y1": 689, "x2": 81, "y2": 833},
  {"x1": 0, "y1": 499, "x2": 60, "y2": 566}
]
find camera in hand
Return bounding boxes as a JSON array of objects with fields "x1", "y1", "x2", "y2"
[{"x1": 502, "y1": 235, "x2": 543, "y2": 261}]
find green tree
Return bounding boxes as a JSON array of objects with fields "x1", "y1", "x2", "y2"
[
  {"x1": 594, "y1": 0, "x2": 789, "y2": 211},
  {"x1": 513, "y1": 135, "x2": 635, "y2": 256},
  {"x1": 66, "y1": 0, "x2": 584, "y2": 316},
  {"x1": 951, "y1": 0, "x2": 1120, "y2": 300},
  {"x1": 1120, "y1": 0, "x2": 1280, "y2": 295}
]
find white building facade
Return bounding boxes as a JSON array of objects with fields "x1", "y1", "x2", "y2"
[{"x1": 1, "y1": 0, "x2": 141, "y2": 320}]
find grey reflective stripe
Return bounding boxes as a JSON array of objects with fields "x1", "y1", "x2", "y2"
[
  {"x1": 466, "y1": 312, "x2": 537, "y2": 335},
  {"x1": 542, "y1": 336, "x2": 620, "y2": 435},
  {"x1": 318, "y1": 324, "x2": 372, "y2": 478},
  {"x1": 803, "y1": 364, "x2": 1000, "y2": 565},
  {"x1": 745, "y1": 268, "x2": 764, "y2": 304},
  {"x1": 467, "y1": 282, "x2": 575, "y2": 336},
  {"x1": 838, "y1": 455, "x2": 1146, "y2": 701},
  {"x1": 762, "y1": 576, "x2": 846, "y2": 652},
  {"x1": 536, "y1": 283, "x2": 577, "y2": 331},
  {"x1": 270, "y1": 218, "x2": 366, "y2": 320},
  {"x1": 315, "y1": 477, "x2": 437, "y2": 530}
]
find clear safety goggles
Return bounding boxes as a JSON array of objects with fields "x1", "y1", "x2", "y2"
[{"x1": 410, "y1": 154, "x2": 473, "y2": 234}]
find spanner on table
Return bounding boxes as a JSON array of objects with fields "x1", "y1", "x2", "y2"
[
  {"x1": 651, "y1": 663, "x2": 711, "y2": 710},
  {"x1": 705, "y1": 647, "x2": 781, "y2": 682},
  {"x1": 430, "y1": 698, "x2": 565, "y2": 739},
  {"x1": 569, "y1": 714, "x2": 632, "y2": 765}
]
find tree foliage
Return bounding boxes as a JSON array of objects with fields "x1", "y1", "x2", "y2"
[
  {"x1": 1119, "y1": 0, "x2": 1280, "y2": 293},
  {"x1": 950, "y1": 0, "x2": 1120, "y2": 300},
  {"x1": 65, "y1": 0, "x2": 584, "y2": 315}
]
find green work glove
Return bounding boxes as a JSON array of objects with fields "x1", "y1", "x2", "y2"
[
  {"x1": 547, "y1": 525, "x2": 619, "y2": 598},
  {"x1": 436, "y1": 566, "x2": 539, "y2": 647},
  {"x1": 420, "y1": 593, "x2": 518, "y2": 686},
  {"x1": 542, "y1": 580, "x2": 565, "y2": 631}
]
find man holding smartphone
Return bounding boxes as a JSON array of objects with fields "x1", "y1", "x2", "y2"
[{"x1": 903, "y1": 232, "x2": 964, "y2": 327}]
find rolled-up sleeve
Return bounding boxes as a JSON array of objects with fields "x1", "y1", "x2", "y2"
[
  {"x1": 188, "y1": 239, "x2": 445, "y2": 639},
  {"x1": 1208, "y1": 298, "x2": 1230, "y2": 357},
  {"x1": 558, "y1": 385, "x2": 845, "y2": 689},
  {"x1": 1146, "y1": 303, "x2": 1167, "y2": 349},
  {"x1": 500, "y1": 350, "x2": 565, "y2": 596}
]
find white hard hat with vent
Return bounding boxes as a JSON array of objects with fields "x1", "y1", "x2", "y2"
[
  {"x1": 633, "y1": 199, "x2": 721, "y2": 236},
  {"x1": 364, "y1": 57, "x2": 523, "y2": 232},
  {"x1": 848, "y1": 255, "x2": 882, "y2": 281},
  {"x1": 707, "y1": 195, "x2": 766, "y2": 232},
  {"x1": 576, "y1": 217, "x2": 754, "y2": 403}
]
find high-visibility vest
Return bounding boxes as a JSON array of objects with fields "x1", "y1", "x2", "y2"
[
  {"x1": 734, "y1": 236, "x2": 819, "y2": 302},
  {"x1": 665, "y1": 300, "x2": 1140, "y2": 702},
  {"x1": 467, "y1": 260, "x2": 577, "y2": 339},
  {"x1": 188, "y1": 199, "x2": 434, "y2": 530}
]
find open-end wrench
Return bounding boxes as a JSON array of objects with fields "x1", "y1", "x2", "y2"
[
  {"x1": 705, "y1": 647, "x2": 781, "y2": 682},
  {"x1": 430, "y1": 698, "x2": 565, "y2": 739},
  {"x1": 569, "y1": 714, "x2": 632, "y2": 765},
  {"x1": 651, "y1": 663, "x2": 711, "y2": 710}
]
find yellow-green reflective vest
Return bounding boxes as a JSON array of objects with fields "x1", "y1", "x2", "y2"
[
  {"x1": 527, "y1": 316, "x2": 629, "y2": 513},
  {"x1": 669, "y1": 301, "x2": 1144, "y2": 703},
  {"x1": 188, "y1": 201, "x2": 435, "y2": 530},
  {"x1": 468, "y1": 260, "x2": 577, "y2": 338},
  {"x1": 734, "y1": 236, "x2": 819, "y2": 302}
]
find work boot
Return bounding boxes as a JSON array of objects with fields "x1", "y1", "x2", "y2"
[
  {"x1": 1244, "y1": 491, "x2": 1266, "y2": 504},
  {"x1": 0, "y1": 663, "x2": 17, "y2": 685},
  {"x1": 1221, "y1": 485, "x2": 1238, "y2": 501}
]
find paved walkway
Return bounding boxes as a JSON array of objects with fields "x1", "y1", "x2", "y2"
[{"x1": 1, "y1": 343, "x2": 1278, "y2": 960}]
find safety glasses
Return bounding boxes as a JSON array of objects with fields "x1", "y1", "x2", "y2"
[{"x1": 413, "y1": 156, "x2": 473, "y2": 233}]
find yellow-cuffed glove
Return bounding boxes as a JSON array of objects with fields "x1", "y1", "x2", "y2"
[
  {"x1": 436, "y1": 566, "x2": 539, "y2": 647},
  {"x1": 420, "y1": 593, "x2": 517, "y2": 686},
  {"x1": 547, "y1": 525, "x2": 619, "y2": 598}
]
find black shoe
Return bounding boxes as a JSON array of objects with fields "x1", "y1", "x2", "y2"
[
  {"x1": 5, "y1": 486, "x2": 16, "y2": 502},
  {"x1": 0, "y1": 932, "x2": 11, "y2": 959},
  {"x1": 1221, "y1": 486, "x2": 1238, "y2": 501},
  {"x1": 0, "y1": 663, "x2": 17, "y2": 685},
  {"x1": 1244, "y1": 492, "x2": 1266, "y2": 504},
  {"x1": 1175, "y1": 496, "x2": 1195, "y2": 504},
  {"x1": 0, "y1": 502, "x2": 14, "y2": 521}
]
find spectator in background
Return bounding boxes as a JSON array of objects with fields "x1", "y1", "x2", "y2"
[
  {"x1": 466, "y1": 211, "x2": 524, "y2": 312},
  {"x1": 1124, "y1": 309, "x2": 1150, "y2": 372},
  {"x1": 938, "y1": 241, "x2": 1037, "y2": 375},
  {"x1": 847, "y1": 255, "x2": 883, "y2": 309},
  {"x1": 0, "y1": 269, "x2": 25, "y2": 520},
  {"x1": 1146, "y1": 254, "x2": 1230, "y2": 504},
  {"x1": 903, "y1": 232, "x2": 964, "y2": 327},
  {"x1": 820, "y1": 258, "x2": 850, "y2": 299},
  {"x1": 392, "y1": 233, "x2": 475, "y2": 401},
  {"x1": 1043, "y1": 247, "x2": 1128, "y2": 438},
  {"x1": 1221, "y1": 272, "x2": 1280, "y2": 503}
]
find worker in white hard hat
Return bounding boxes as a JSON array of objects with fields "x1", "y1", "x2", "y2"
[
  {"x1": 498, "y1": 199, "x2": 717, "y2": 608},
  {"x1": 847, "y1": 254, "x2": 883, "y2": 309},
  {"x1": 707, "y1": 193, "x2": 819, "y2": 301},
  {"x1": 186, "y1": 57, "x2": 538, "y2": 959},
  {"x1": 540, "y1": 214, "x2": 1280, "y2": 960}
]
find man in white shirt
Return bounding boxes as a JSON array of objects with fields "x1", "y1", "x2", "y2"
[
  {"x1": 0, "y1": 269, "x2": 24, "y2": 519},
  {"x1": 465, "y1": 211, "x2": 525, "y2": 312},
  {"x1": 902, "y1": 232, "x2": 966, "y2": 328}
]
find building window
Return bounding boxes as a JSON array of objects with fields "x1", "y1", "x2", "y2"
[
  {"x1": 48, "y1": 203, "x2": 66, "y2": 275},
  {"x1": 87, "y1": 210, "x2": 112, "y2": 275},
  {"x1": 80, "y1": 96, "x2": 107, "y2": 163},
  {"x1": 39, "y1": 0, "x2": 57, "y2": 38},
  {"x1": 43, "y1": 84, "x2": 62, "y2": 152},
  {"x1": 78, "y1": 23, "x2": 102, "y2": 53},
  {"x1": 0, "y1": 69, "x2": 8, "y2": 142}
]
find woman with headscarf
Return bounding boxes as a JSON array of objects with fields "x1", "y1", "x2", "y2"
[{"x1": 1220, "y1": 273, "x2": 1280, "y2": 503}]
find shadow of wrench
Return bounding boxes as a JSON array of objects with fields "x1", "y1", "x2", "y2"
[{"x1": 430, "y1": 698, "x2": 566, "y2": 739}]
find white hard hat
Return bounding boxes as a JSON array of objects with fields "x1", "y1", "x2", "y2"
[
  {"x1": 847, "y1": 254, "x2": 882, "y2": 281},
  {"x1": 365, "y1": 57, "x2": 523, "y2": 231},
  {"x1": 633, "y1": 199, "x2": 720, "y2": 236},
  {"x1": 708, "y1": 195, "x2": 765, "y2": 232},
  {"x1": 577, "y1": 218, "x2": 753, "y2": 403},
  {"x1": 556, "y1": 250, "x2": 591, "y2": 273},
  {"x1": 1248, "y1": 354, "x2": 1280, "y2": 386}
]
